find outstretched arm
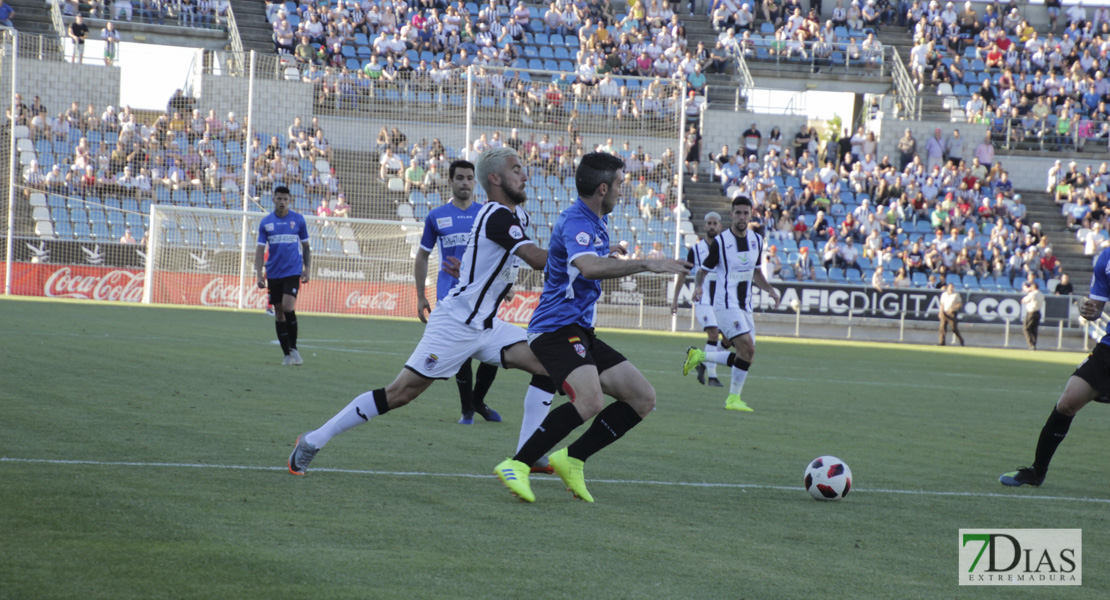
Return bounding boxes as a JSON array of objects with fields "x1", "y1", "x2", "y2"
[{"x1": 572, "y1": 253, "x2": 690, "y2": 280}]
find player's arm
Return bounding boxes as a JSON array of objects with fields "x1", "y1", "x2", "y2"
[
  {"x1": 414, "y1": 247, "x2": 433, "y2": 323},
  {"x1": 254, "y1": 244, "x2": 267, "y2": 288},
  {"x1": 671, "y1": 247, "x2": 695, "y2": 313},
  {"x1": 752, "y1": 268, "x2": 781, "y2": 308},
  {"x1": 571, "y1": 253, "x2": 690, "y2": 280},
  {"x1": 300, "y1": 240, "x2": 311, "y2": 283},
  {"x1": 514, "y1": 242, "x2": 548, "y2": 270}
]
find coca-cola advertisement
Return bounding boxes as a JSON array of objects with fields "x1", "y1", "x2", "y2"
[
  {"x1": 11, "y1": 263, "x2": 146, "y2": 302},
  {"x1": 496, "y1": 291, "x2": 540, "y2": 324}
]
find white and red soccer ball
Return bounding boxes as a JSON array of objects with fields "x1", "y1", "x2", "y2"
[{"x1": 804, "y1": 456, "x2": 852, "y2": 501}]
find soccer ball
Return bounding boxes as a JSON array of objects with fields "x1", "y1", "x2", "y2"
[{"x1": 804, "y1": 456, "x2": 852, "y2": 501}]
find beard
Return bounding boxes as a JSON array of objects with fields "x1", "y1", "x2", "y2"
[{"x1": 504, "y1": 183, "x2": 527, "y2": 205}]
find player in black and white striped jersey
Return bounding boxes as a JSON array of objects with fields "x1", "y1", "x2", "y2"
[
  {"x1": 287, "y1": 147, "x2": 558, "y2": 476},
  {"x1": 683, "y1": 196, "x2": 781, "y2": 412},
  {"x1": 671, "y1": 211, "x2": 724, "y2": 388}
]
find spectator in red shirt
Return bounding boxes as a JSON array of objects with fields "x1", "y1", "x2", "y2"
[
  {"x1": 316, "y1": 198, "x2": 332, "y2": 219},
  {"x1": 1041, "y1": 248, "x2": 1060, "y2": 279},
  {"x1": 793, "y1": 214, "x2": 810, "y2": 242}
]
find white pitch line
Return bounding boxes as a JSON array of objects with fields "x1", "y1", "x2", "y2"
[{"x1": 2, "y1": 457, "x2": 1107, "y2": 505}]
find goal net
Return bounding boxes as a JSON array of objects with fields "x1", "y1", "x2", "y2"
[{"x1": 143, "y1": 204, "x2": 431, "y2": 318}]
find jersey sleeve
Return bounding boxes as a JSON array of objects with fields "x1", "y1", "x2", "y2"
[
  {"x1": 755, "y1": 233, "x2": 763, "y2": 267},
  {"x1": 297, "y1": 214, "x2": 309, "y2": 242},
  {"x1": 256, "y1": 219, "x2": 268, "y2": 246},
  {"x1": 700, "y1": 237, "x2": 720, "y2": 271},
  {"x1": 1090, "y1": 248, "x2": 1110, "y2": 301},
  {"x1": 418, "y1": 212, "x2": 439, "y2": 253},
  {"x1": 562, "y1": 215, "x2": 599, "y2": 266},
  {"x1": 685, "y1": 246, "x2": 697, "y2": 275},
  {"x1": 485, "y1": 206, "x2": 533, "y2": 253}
]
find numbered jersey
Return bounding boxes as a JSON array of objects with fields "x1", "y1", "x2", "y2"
[
  {"x1": 700, "y1": 228, "x2": 764, "y2": 312},
  {"x1": 437, "y1": 202, "x2": 533, "y2": 330},
  {"x1": 686, "y1": 239, "x2": 717, "y2": 307}
]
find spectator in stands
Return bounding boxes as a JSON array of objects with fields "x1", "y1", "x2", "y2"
[
  {"x1": 403, "y1": 158, "x2": 426, "y2": 194},
  {"x1": 379, "y1": 147, "x2": 403, "y2": 181},
  {"x1": 111, "y1": 0, "x2": 132, "y2": 21},
  {"x1": 0, "y1": 0, "x2": 15, "y2": 29},
  {"x1": 795, "y1": 246, "x2": 816, "y2": 280},
  {"x1": 1054, "y1": 273, "x2": 1073, "y2": 295},
  {"x1": 316, "y1": 198, "x2": 333, "y2": 220},
  {"x1": 69, "y1": 15, "x2": 89, "y2": 64},
  {"x1": 762, "y1": 244, "x2": 782, "y2": 280}
]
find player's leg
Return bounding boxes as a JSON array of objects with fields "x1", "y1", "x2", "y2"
[
  {"x1": 723, "y1": 330, "x2": 755, "y2": 411},
  {"x1": 269, "y1": 278, "x2": 291, "y2": 363},
  {"x1": 500, "y1": 340, "x2": 557, "y2": 469},
  {"x1": 471, "y1": 361, "x2": 502, "y2": 421},
  {"x1": 1001, "y1": 374, "x2": 1099, "y2": 487},
  {"x1": 455, "y1": 358, "x2": 476, "y2": 424},
  {"x1": 282, "y1": 282, "x2": 303, "y2": 364},
  {"x1": 703, "y1": 325, "x2": 722, "y2": 386},
  {"x1": 290, "y1": 368, "x2": 437, "y2": 475},
  {"x1": 289, "y1": 311, "x2": 476, "y2": 474}
]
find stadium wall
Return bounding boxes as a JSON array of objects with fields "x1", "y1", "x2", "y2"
[
  {"x1": 700, "y1": 112, "x2": 809, "y2": 162},
  {"x1": 2, "y1": 59, "x2": 121, "y2": 123},
  {"x1": 195, "y1": 70, "x2": 681, "y2": 159},
  {"x1": 874, "y1": 118, "x2": 989, "y2": 170}
]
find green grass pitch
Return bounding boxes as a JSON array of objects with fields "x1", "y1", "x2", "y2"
[{"x1": 1, "y1": 297, "x2": 1107, "y2": 599}]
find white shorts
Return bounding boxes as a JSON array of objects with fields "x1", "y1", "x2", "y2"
[
  {"x1": 695, "y1": 304, "x2": 718, "y2": 330},
  {"x1": 404, "y1": 309, "x2": 527, "y2": 379},
  {"x1": 716, "y1": 307, "x2": 755, "y2": 341}
]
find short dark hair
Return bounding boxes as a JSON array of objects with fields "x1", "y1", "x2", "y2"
[
  {"x1": 449, "y1": 159, "x2": 475, "y2": 180},
  {"x1": 731, "y1": 196, "x2": 752, "y2": 208},
  {"x1": 273, "y1": 185, "x2": 291, "y2": 196},
  {"x1": 575, "y1": 152, "x2": 625, "y2": 197}
]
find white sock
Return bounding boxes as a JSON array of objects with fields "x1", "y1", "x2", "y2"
[
  {"x1": 517, "y1": 385, "x2": 554, "y2": 453},
  {"x1": 703, "y1": 342, "x2": 719, "y2": 378},
  {"x1": 705, "y1": 350, "x2": 733, "y2": 365},
  {"x1": 305, "y1": 390, "x2": 382, "y2": 449},
  {"x1": 729, "y1": 365, "x2": 749, "y2": 396}
]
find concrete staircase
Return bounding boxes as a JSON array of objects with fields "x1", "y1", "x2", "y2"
[
  {"x1": 1021, "y1": 191, "x2": 1091, "y2": 294},
  {"x1": 227, "y1": 0, "x2": 274, "y2": 55},
  {"x1": 9, "y1": 0, "x2": 61, "y2": 39},
  {"x1": 873, "y1": 28, "x2": 949, "y2": 121},
  {"x1": 331, "y1": 148, "x2": 407, "y2": 221}
]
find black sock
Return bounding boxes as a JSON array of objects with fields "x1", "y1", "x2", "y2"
[
  {"x1": 727, "y1": 354, "x2": 752, "y2": 371},
  {"x1": 372, "y1": 388, "x2": 390, "y2": 416},
  {"x1": 1032, "y1": 407, "x2": 1074, "y2": 476},
  {"x1": 567, "y1": 401, "x2": 643, "y2": 462},
  {"x1": 473, "y1": 362, "x2": 499, "y2": 405},
  {"x1": 455, "y1": 359, "x2": 474, "y2": 413},
  {"x1": 285, "y1": 311, "x2": 297, "y2": 349},
  {"x1": 513, "y1": 402, "x2": 585, "y2": 466},
  {"x1": 275, "y1": 321, "x2": 290, "y2": 355}
]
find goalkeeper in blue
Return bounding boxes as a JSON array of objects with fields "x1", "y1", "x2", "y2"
[{"x1": 1000, "y1": 245, "x2": 1110, "y2": 487}]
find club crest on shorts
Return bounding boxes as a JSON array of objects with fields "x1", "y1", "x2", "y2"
[
  {"x1": 568, "y1": 336, "x2": 586, "y2": 358},
  {"x1": 424, "y1": 354, "x2": 439, "y2": 370}
]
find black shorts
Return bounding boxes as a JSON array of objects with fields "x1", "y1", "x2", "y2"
[
  {"x1": 528, "y1": 324, "x2": 627, "y2": 390},
  {"x1": 1072, "y1": 343, "x2": 1110, "y2": 397},
  {"x1": 267, "y1": 275, "x2": 302, "y2": 307}
]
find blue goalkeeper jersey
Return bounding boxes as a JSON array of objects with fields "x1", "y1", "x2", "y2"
[
  {"x1": 419, "y1": 200, "x2": 482, "y2": 300},
  {"x1": 1089, "y1": 247, "x2": 1110, "y2": 347},
  {"x1": 257, "y1": 210, "x2": 308, "y2": 279},
  {"x1": 528, "y1": 198, "x2": 610, "y2": 333}
]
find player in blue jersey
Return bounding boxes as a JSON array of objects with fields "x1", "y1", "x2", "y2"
[
  {"x1": 415, "y1": 160, "x2": 502, "y2": 425},
  {"x1": 1000, "y1": 246, "x2": 1110, "y2": 487},
  {"x1": 254, "y1": 185, "x2": 311, "y2": 366},
  {"x1": 494, "y1": 152, "x2": 690, "y2": 503}
]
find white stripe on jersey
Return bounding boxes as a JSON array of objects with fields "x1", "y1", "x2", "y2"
[
  {"x1": 688, "y1": 239, "x2": 717, "y2": 307},
  {"x1": 709, "y1": 228, "x2": 763, "y2": 312},
  {"x1": 437, "y1": 202, "x2": 533, "y2": 330}
]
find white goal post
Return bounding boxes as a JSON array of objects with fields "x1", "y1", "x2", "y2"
[{"x1": 142, "y1": 204, "x2": 438, "y2": 318}]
